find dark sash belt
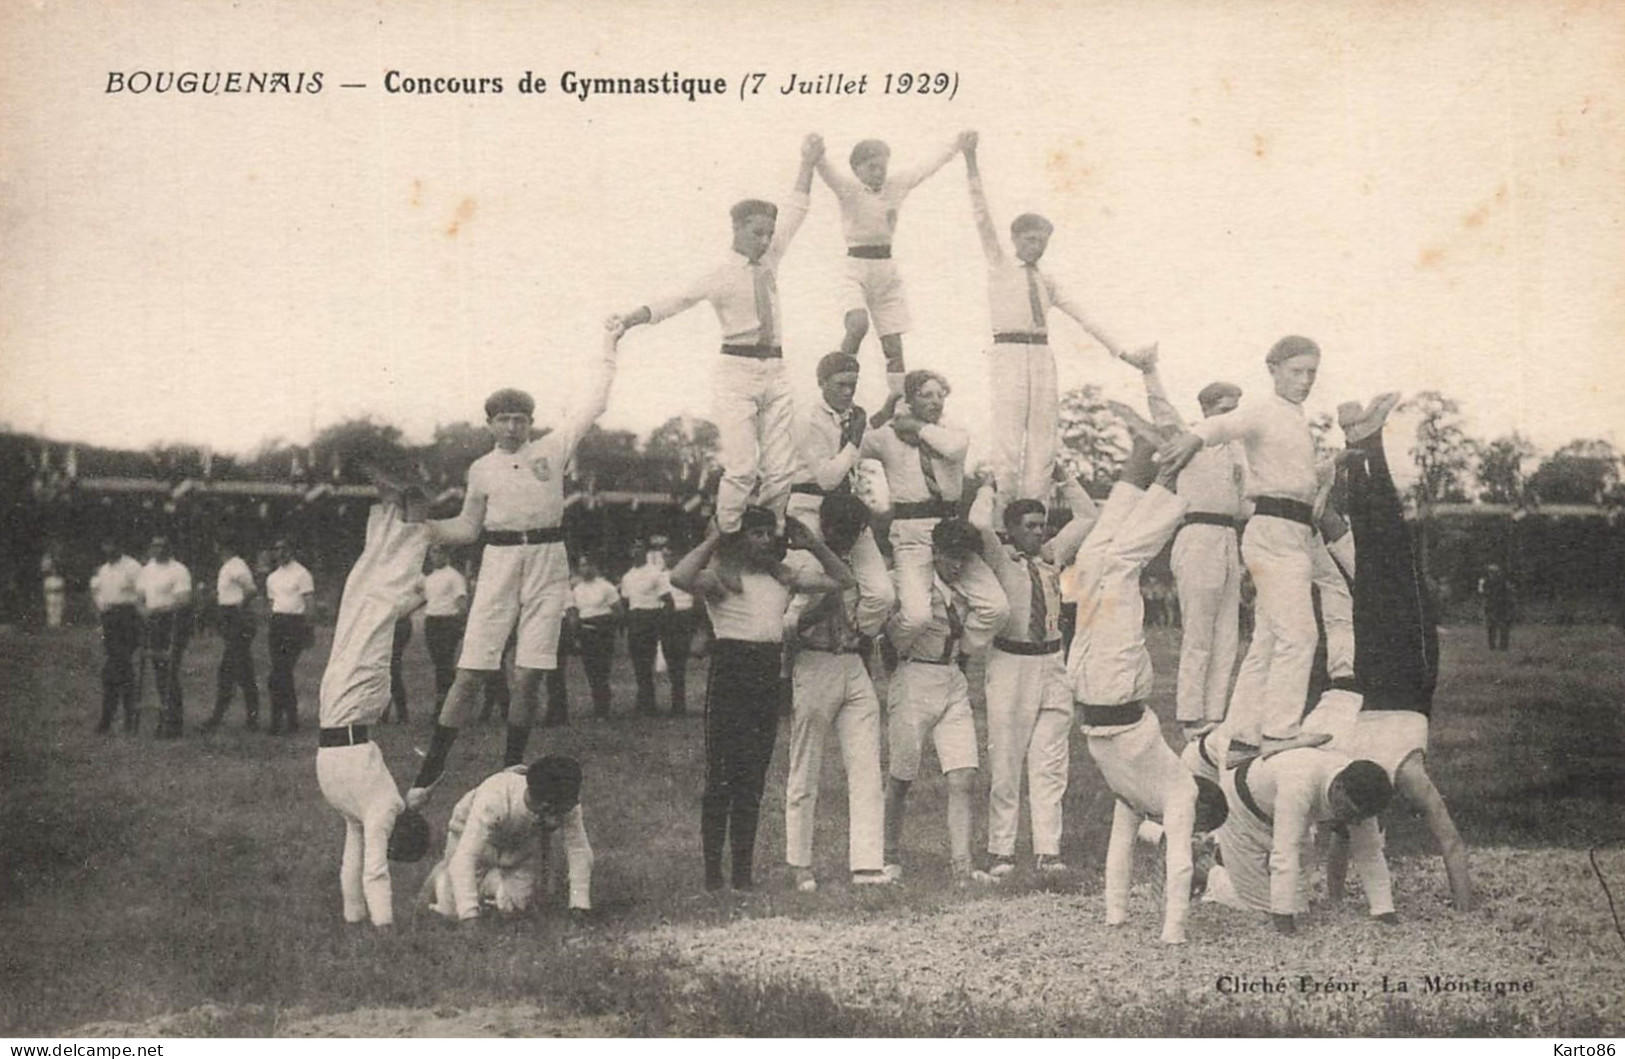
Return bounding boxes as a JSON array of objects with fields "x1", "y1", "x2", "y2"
[
  {"x1": 1252, "y1": 496, "x2": 1314, "y2": 527},
  {"x1": 892, "y1": 499, "x2": 956, "y2": 521},
  {"x1": 1079, "y1": 701, "x2": 1146, "y2": 727},
  {"x1": 1327, "y1": 676, "x2": 1361, "y2": 693},
  {"x1": 993, "y1": 637, "x2": 1062, "y2": 656},
  {"x1": 1234, "y1": 757, "x2": 1273, "y2": 823},
  {"x1": 483, "y1": 526, "x2": 565, "y2": 546},
  {"x1": 1183, "y1": 512, "x2": 1240, "y2": 530},
  {"x1": 792, "y1": 481, "x2": 852, "y2": 498},
  {"x1": 993, "y1": 332, "x2": 1049, "y2": 346},
  {"x1": 906, "y1": 656, "x2": 955, "y2": 667},
  {"x1": 720, "y1": 343, "x2": 783, "y2": 359},
  {"x1": 847, "y1": 245, "x2": 892, "y2": 259},
  {"x1": 319, "y1": 725, "x2": 371, "y2": 748}
]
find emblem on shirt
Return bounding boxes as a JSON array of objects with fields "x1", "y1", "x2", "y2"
[{"x1": 530, "y1": 455, "x2": 552, "y2": 483}]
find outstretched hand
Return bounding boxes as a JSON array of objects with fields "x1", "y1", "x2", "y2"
[
  {"x1": 803, "y1": 133, "x2": 825, "y2": 161},
  {"x1": 959, "y1": 129, "x2": 979, "y2": 153},
  {"x1": 604, "y1": 316, "x2": 627, "y2": 339},
  {"x1": 1120, "y1": 343, "x2": 1159, "y2": 373}
]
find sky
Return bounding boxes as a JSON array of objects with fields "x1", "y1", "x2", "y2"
[{"x1": 2, "y1": 0, "x2": 1622, "y2": 473}]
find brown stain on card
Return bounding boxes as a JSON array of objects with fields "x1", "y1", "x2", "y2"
[
  {"x1": 1418, "y1": 184, "x2": 1509, "y2": 268},
  {"x1": 1045, "y1": 139, "x2": 1095, "y2": 196},
  {"x1": 447, "y1": 198, "x2": 476, "y2": 237}
]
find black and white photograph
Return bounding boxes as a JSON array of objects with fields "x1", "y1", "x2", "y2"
[{"x1": 2, "y1": 0, "x2": 1623, "y2": 1041}]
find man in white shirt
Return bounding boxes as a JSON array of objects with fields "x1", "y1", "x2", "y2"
[
  {"x1": 962, "y1": 132, "x2": 1139, "y2": 503},
  {"x1": 408, "y1": 324, "x2": 623, "y2": 806},
  {"x1": 422, "y1": 756, "x2": 593, "y2": 925},
  {"x1": 969, "y1": 468, "x2": 1097, "y2": 878},
  {"x1": 265, "y1": 538, "x2": 316, "y2": 734},
  {"x1": 137, "y1": 535, "x2": 193, "y2": 739},
  {"x1": 784, "y1": 494, "x2": 894, "y2": 891},
  {"x1": 787, "y1": 352, "x2": 894, "y2": 636},
  {"x1": 1121, "y1": 350, "x2": 1249, "y2": 735},
  {"x1": 861, "y1": 369, "x2": 1009, "y2": 655},
  {"x1": 812, "y1": 132, "x2": 968, "y2": 399},
  {"x1": 568, "y1": 554, "x2": 622, "y2": 718},
  {"x1": 1212, "y1": 747, "x2": 1397, "y2": 934},
  {"x1": 203, "y1": 537, "x2": 261, "y2": 732},
  {"x1": 620, "y1": 542, "x2": 671, "y2": 717},
  {"x1": 883, "y1": 518, "x2": 1004, "y2": 888},
  {"x1": 420, "y1": 546, "x2": 468, "y2": 716},
  {"x1": 1159, "y1": 336, "x2": 1335, "y2": 758},
  {"x1": 610, "y1": 135, "x2": 822, "y2": 534},
  {"x1": 91, "y1": 539, "x2": 144, "y2": 732},
  {"x1": 315, "y1": 468, "x2": 433, "y2": 929}
]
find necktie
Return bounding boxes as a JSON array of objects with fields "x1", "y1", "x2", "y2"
[
  {"x1": 752, "y1": 261, "x2": 775, "y2": 345},
  {"x1": 1026, "y1": 556, "x2": 1049, "y2": 642},
  {"x1": 919, "y1": 447, "x2": 943, "y2": 500},
  {"x1": 1024, "y1": 263, "x2": 1047, "y2": 332}
]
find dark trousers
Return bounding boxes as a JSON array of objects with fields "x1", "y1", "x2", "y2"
[
  {"x1": 423, "y1": 615, "x2": 464, "y2": 710},
  {"x1": 576, "y1": 622, "x2": 618, "y2": 715},
  {"x1": 1349, "y1": 430, "x2": 1438, "y2": 713},
  {"x1": 99, "y1": 605, "x2": 141, "y2": 730},
  {"x1": 701, "y1": 640, "x2": 784, "y2": 889},
  {"x1": 208, "y1": 605, "x2": 259, "y2": 726},
  {"x1": 627, "y1": 609, "x2": 663, "y2": 714},
  {"x1": 1486, "y1": 617, "x2": 1512, "y2": 651},
  {"x1": 659, "y1": 609, "x2": 695, "y2": 714},
  {"x1": 389, "y1": 617, "x2": 412, "y2": 721},
  {"x1": 268, "y1": 613, "x2": 310, "y2": 731},
  {"x1": 146, "y1": 610, "x2": 191, "y2": 736}
]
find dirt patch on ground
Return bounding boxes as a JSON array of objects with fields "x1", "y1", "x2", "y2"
[
  {"x1": 622, "y1": 848, "x2": 1625, "y2": 1034},
  {"x1": 71, "y1": 1003, "x2": 628, "y2": 1038}
]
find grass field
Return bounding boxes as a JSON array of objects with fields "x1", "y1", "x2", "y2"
[{"x1": 2, "y1": 620, "x2": 1622, "y2": 1037}]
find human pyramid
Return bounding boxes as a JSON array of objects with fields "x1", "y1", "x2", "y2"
[{"x1": 312, "y1": 130, "x2": 1472, "y2": 943}]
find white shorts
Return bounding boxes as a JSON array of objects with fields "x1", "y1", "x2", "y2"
[
  {"x1": 460, "y1": 541, "x2": 571, "y2": 670},
  {"x1": 842, "y1": 256, "x2": 911, "y2": 337},
  {"x1": 886, "y1": 661, "x2": 978, "y2": 781}
]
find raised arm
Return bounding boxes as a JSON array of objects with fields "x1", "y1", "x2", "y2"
[
  {"x1": 784, "y1": 517, "x2": 856, "y2": 593},
  {"x1": 1042, "y1": 475, "x2": 1101, "y2": 568},
  {"x1": 669, "y1": 522, "x2": 726, "y2": 600},
  {"x1": 962, "y1": 135, "x2": 1004, "y2": 265},
  {"x1": 553, "y1": 323, "x2": 624, "y2": 460},
  {"x1": 812, "y1": 134, "x2": 860, "y2": 197},
  {"x1": 428, "y1": 485, "x2": 489, "y2": 548},
  {"x1": 892, "y1": 134, "x2": 964, "y2": 192},
  {"x1": 968, "y1": 483, "x2": 1016, "y2": 575},
  {"x1": 1121, "y1": 345, "x2": 1187, "y2": 433}
]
